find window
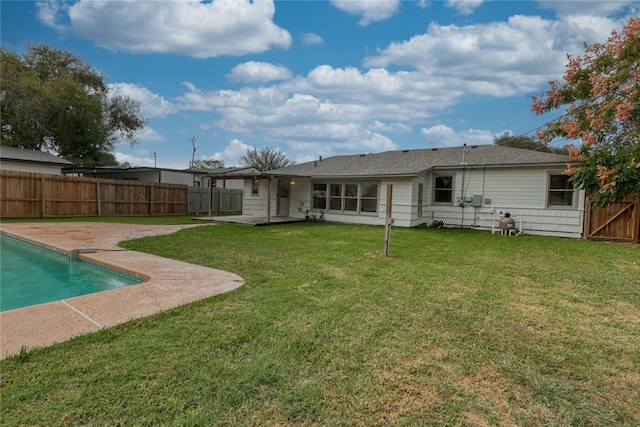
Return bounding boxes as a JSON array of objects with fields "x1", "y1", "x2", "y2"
[
  {"x1": 548, "y1": 174, "x2": 574, "y2": 207},
  {"x1": 251, "y1": 179, "x2": 260, "y2": 196},
  {"x1": 312, "y1": 181, "x2": 379, "y2": 214},
  {"x1": 434, "y1": 175, "x2": 453, "y2": 204},
  {"x1": 344, "y1": 183, "x2": 358, "y2": 212},
  {"x1": 313, "y1": 183, "x2": 327, "y2": 209},
  {"x1": 329, "y1": 183, "x2": 342, "y2": 210},
  {"x1": 360, "y1": 183, "x2": 378, "y2": 213},
  {"x1": 418, "y1": 183, "x2": 424, "y2": 217}
]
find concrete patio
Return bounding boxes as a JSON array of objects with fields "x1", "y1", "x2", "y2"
[{"x1": 0, "y1": 222, "x2": 244, "y2": 359}]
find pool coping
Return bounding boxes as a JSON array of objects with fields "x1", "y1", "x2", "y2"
[{"x1": 0, "y1": 222, "x2": 245, "y2": 359}]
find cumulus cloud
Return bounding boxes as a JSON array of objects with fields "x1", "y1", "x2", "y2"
[
  {"x1": 446, "y1": 0, "x2": 485, "y2": 16},
  {"x1": 302, "y1": 32, "x2": 324, "y2": 46},
  {"x1": 227, "y1": 62, "x2": 293, "y2": 84},
  {"x1": 420, "y1": 125, "x2": 496, "y2": 147},
  {"x1": 330, "y1": 0, "x2": 400, "y2": 26},
  {"x1": 364, "y1": 15, "x2": 628, "y2": 96},
  {"x1": 209, "y1": 139, "x2": 251, "y2": 167},
  {"x1": 38, "y1": 0, "x2": 291, "y2": 58},
  {"x1": 114, "y1": 149, "x2": 158, "y2": 167},
  {"x1": 538, "y1": 0, "x2": 637, "y2": 18},
  {"x1": 109, "y1": 83, "x2": 177, "y2": 119}
]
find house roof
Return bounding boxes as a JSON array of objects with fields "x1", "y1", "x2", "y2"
[
  {"x1": 267, "y1": 145, "x2": 571, "y2": 178},
  {"x1": 0, "y1": 146, "x2": 74, "y2": 166}
]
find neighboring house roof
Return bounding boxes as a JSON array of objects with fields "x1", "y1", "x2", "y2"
[
  {"x1": 268, "y1": 145, "x2": 571, "y2": 178},
  {"x1": 63, "y1": 166, "x2": 206, "y2": 176},
  {"x1": 203, "y1": 166, "x2": 259, "y2": 177},
  {"x1": 0, "y1": 146, "x2": 74, "y2": 166}
]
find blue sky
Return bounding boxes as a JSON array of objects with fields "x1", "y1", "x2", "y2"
[{"x1": 2, "y1": 1, "x2": 637, "y2": 169}]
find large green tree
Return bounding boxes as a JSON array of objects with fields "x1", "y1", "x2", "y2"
[
  {"x1": 532, "y1": 17, "x2": 640, "y2": 206},
  {"x1": 1, "y1": 44, "x2": 147, "y2": 166},
  {"x1": 239, "y1": 146, "x2": 295, "y2": 171},
  {"x1": 494, "y1": 132, "x2": 568, "y2": 154}
]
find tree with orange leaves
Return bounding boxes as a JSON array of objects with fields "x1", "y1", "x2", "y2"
[{"x1": 532, "y1": 17, "x2": 639, "y2": 206}]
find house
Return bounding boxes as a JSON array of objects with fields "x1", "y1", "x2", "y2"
[
  {"x1": 201, "y1": 167, "x2": 253, "y2": 190},
  {"x1": 0, "y1": 146, "x2": 74, "y2": 174},
  {"x1": 63, "y1": 166, "x2": 246, "y2": 189},
  {"x1": 229, "y1": 144, "x2": 586, "y2": 238}
]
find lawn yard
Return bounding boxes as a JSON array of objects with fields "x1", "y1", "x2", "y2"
[{"x1": 1, "y1": 219, "x2": 639, "y2": 425}]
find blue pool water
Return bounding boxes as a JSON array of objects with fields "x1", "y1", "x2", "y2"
[{"x1": 0, "y1": 235, "x2": 143, "y2": 312}]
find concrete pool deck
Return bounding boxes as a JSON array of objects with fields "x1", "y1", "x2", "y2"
[{"x1": 0, "y1": 222, "x2": 244, "y2": 359}]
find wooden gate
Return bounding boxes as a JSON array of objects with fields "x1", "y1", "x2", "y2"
[{"x1": 584, "y1": 195, "x2": 639, "y2": 244}]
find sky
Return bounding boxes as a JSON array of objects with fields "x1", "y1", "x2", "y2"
[{"x1": 1, "y1": 1, "x2": 637, "y2": 169}]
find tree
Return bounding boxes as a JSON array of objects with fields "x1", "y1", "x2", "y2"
[
  {"x1": 190, "y1": 159, "x2": 225, "y2": 170},
  {"x1": 186, "y1": 133, "x2": 201, "y2": 168},
  {"x1": 532, "y1": 17, "x2": 640, "y2": 206},
  {"x1": 239, "y1": 146, "x2": 295, "y2": 171},
  {"x1": 0, "y1": 44, "x2": 147, "y2": 167},
  {"x1": 494, "y1": 132, "x2": 568, "y2": 154}
]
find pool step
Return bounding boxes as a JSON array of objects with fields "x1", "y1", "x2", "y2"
[{"x1": 69, "y1": 247, "x2": 98, "y2": 261}]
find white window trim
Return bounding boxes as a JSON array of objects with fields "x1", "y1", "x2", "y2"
[
  {"x1": 432, "y1": 174, "x2": 455, "y2": 205},
  {"x1": 546, "y1": 172, "x2": 576, "y2": 209},
  {"x1": 311, "y1": 181, "x2": 380, "y2": 215}
]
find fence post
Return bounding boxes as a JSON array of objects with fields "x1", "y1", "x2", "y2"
[
  {"x1": 383, "y1": 184, "x2": 393, "y2": 256},
  {"x1": 40, "y1": 176, "x2": 46, "y2": 218},
  {"x1": 149, "y1": 184, "x2": 154, "y2": 216},
  {"x1": 97, "y1": 182, "x2": 102, "y2": 216}
]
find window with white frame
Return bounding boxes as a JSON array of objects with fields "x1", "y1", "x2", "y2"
[
  {"x1": 251, "y1": 179, "x2": 260, "y2": 196},
  {"x1": 433, "y1": 175, "x2": 454, "y2": 204},
  {"x1": 312, "y1": 181, "x2": 379, "y2": 214},
  {"x1": 547, "y1": 173, "x2": 575, "y2": 207},
  {"x1": 418, "y1": 183, "x2": 424, "y2": 217}
]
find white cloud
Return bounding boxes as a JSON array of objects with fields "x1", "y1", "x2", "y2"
[
  {"x1": 114, "y1": 151, "x2": 156, "y2": 167},
  {"x1": 136, "y1": 126, "x2": 167, "y2": 144},
  {"x1": 109, "y1": 83, "x2": 177, "y2": 119},
  {"x1": 363, "y1": 15, "x2": 629, "y2": 96},
  {"x1": 302, "y1": 33, "x2": 324, "y2": 46},
  {"x1": 538, "y1": 0, "x2": 636, "y2": 18},
  {"x1": 210, "y1": 139, "x2": 251, "y2": 167},
  {"x1": 446, "y1": 0, "x2": 485, "y2": 16},
  {"x1": 227, "y1": 62, "x2": 293, "y2": 84},
  {"x1": 330, "y1": 0, "x2": 400, "y2": 26},
  {"x1": 420, "y1": 125, "x2": 496, "y2": 147},
  {"x1": 39, "y1": 0, "x2": 291, "y2": 58}
]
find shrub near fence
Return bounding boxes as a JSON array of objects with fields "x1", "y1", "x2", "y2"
[{"x1": 0, "y1": 170, "x2": 188, "y2": 218}]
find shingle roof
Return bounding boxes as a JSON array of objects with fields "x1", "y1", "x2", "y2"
[
  {"x1": 0, "y1": 146, "x2": 74, "y2": 165},
  {"x1": 268, "y1": 145, "x2": 571, "y2": 178}
]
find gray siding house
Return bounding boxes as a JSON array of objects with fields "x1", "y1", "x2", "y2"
[
  {"x1": 0, "y1": 146, "x2": 74, "y2": 174},
  {"x1": 237, "y1": 144, "x2": 585, "y2": 238}
]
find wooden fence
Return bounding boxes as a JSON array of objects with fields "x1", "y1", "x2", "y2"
[
  {"x1": 584, "y1": 194, "x2": 639, "y2": 245},
  {"x1": 1, "y1": 170, "x2": 188, "y2": 218},
  {"x1": 188, "y1": 187, "x2": 243, "y2": 214}
]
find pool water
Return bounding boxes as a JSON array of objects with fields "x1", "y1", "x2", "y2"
[{"x1": 0, "y1": 235, "x2": 143, "y2": 312}]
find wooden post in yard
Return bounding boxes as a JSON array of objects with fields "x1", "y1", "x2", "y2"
[{"x1": 383, "y1": 184, "x2": 393, "y2": 256}]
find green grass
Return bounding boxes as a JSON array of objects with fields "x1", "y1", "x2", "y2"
[{"x1": 1, "y1": 219, "x2": 639, "y2": 426}]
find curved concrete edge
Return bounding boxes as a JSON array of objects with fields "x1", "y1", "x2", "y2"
[{"x1": 0, "y1": 223, "x2": 245, "y2": 359}]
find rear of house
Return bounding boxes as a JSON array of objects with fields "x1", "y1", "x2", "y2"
[{"x1": 238, "y1": 145, "x2": 585, "y2": 238}]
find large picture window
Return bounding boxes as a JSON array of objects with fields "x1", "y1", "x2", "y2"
[
  {"x1": 548, "y1": 174, "x2": 575, "y2": 207},
  {"x1": 312, "y1": 181, "x2": 379, "y2": 214},
  {"x1": 433, "y1": 175, "x2": 454, "y2": 204}
]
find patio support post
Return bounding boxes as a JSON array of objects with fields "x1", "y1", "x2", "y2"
[
  {"x1": 209, "y1": 181, "x2": 213, "y2": 218},
  {"x1": 267, "y1": 177, "x2": 271, "y2": 223}
]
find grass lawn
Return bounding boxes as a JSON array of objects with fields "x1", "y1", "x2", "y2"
[{"x1": 1, "y1": 218, "x2": 639, "y2": 425}]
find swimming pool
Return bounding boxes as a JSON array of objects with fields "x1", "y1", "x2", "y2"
[{"x1": 0, "y1": 235, "x2": 143, "y2": 312}]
